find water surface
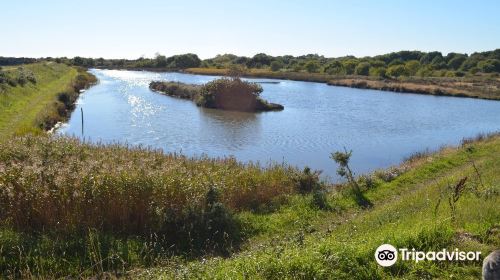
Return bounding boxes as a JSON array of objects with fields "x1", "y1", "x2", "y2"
[{"x1": 58, "y1": 69, "x2": 500, "y2": 180}]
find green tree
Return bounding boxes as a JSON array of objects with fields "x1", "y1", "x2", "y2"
[
  {"x1": 167, "y1": 54, "x2": 201, "y2": 68},
  {"x1": 305, "y1": 60, "x2": 320, "y2": 73},
  {"x1": 387, "y1": 64, "x2": 408, "y2": 77},
  {"x1": 270, "y1": 61, "x2": 283, "y2": 72},
  {"x1": 447, "y1": 55, "x2": 467, "y2": 70},
  {"x1": 404, "y1": 60, "x2": 420, "y2": 76},
  {"x1": 369, "y1": 67, "x2": 386, "y2": 78},
  {"x1": 420, "y1": 51, "x2": 443, "y2": 65},
  {"x1": 342, "y1": 59, "x2": 358, "y2": 75},
  {"x1": 97, "y1": 57, "x2": 105, "y2": 66},
  {"x1": 155, "y1": 54, "x2": 168, "y2": 67},
  {"x1": 248, "y1": 53, "x2": 272, "y2": 68},
  {"x1": 323, "y1": 61, "x2": 345, "y2": 75},
  {"x1": 430, "y1": 56, "x2": 446, "y2": 69},
  {"x1": 354, "y1": 62, "x2": 370, "y2": 76},
  {"x1": 370, "y1": 60, "x2": 386, "y2": 68},
  {"x1": 72, "y1": 56, "x2": 85, "y2": 66},
  {"x1": 478, "y1": 59, "x2": 500, "y2": 73}
]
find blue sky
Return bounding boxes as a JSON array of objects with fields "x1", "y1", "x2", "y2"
[{"x1": 1, "y1": 0, "x2": 499, "y2": 59}]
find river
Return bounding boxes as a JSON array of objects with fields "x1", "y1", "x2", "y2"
[{"x1": 57, "y1": 69, "x2": 500, "y2": 180}]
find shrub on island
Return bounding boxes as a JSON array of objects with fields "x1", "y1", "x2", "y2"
[{"x1": 149, "y1": 78, "x2": 284, "y2": 112}]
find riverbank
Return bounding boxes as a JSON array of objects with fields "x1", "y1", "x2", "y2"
[
  {"x1": 0, "y1": 63, "x2": 96, "y2": 138},
  {"x1": 184, "y1": 67, "x2": 500, "y2": 100},
  {"x1": 134, "y1": 132, "x2": 500, "y2": 279},
  {"x1": 1, "y1": 132, "x2": 497, "y2": 278}
]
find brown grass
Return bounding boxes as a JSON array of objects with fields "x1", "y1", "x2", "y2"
[
  {"x1": 185, "y1": 68, "x2": 500, "y2": 100},
  {"x1": 327, "y1": 77, "x2": 500, "y2": 100},
  {"x1": 0, "y1": 135, "x2": 300, "y2": 234}
]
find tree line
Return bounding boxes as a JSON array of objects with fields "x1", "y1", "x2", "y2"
[
  {"x1": 1, "y1": 49, "x2": 499, "y2": 78},
  {"x1": 201, "y1": 49, "x2": 500, "y2": 78}
]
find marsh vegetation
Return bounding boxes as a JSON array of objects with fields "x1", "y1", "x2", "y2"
[{"x1": 149, "y1": 77, "x2": 284, "y2": 112}]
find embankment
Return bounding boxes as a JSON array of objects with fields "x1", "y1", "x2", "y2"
[{"x1": 0, "y1": 63, "x2": 96, "y2": 138}]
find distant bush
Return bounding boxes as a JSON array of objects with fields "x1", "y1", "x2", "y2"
[
  {"x1": 305, "y1": 60, "x2": 320, "y2": 73},
  {"x1": 270, "y1": 61, "x2": 283, "y2": 72},
  {"x1": 369, "y1": 66, "x2": 387, "y2": 77},
  {"x1": 198, "y1": 78, "x2": 262, "y2": 108},
  {"x1": 149, "y1": 81, "x2": 200, "y2": 100},
  {"x1": 478, "y1": 59, "x2": 500, "y2": 73},
  {"x1": 354, "y1": 62, "x2": 370, "y2": 76},
  {"x1": 387, "y1": 64, "x2": 408, "y2": 78},
  {"x1": 405, "y1": 60, "x2": 421, "y2": 76},
  {"x1": 323, "y1": 61, "x2": 345, "y2": 75},
  {"x1": 166, "y1": 53, "x2": 201, "y2": 69}
]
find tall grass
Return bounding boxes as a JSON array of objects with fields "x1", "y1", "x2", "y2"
[
  {"x1": 0, "y1": 135, "x2": 301, "y2": 234},
  {"x1": 0, "y1": 135, "x2": 317, "y2": 277}
]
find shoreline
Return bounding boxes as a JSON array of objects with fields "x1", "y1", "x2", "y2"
[
  {"x1": 43, "y1": 68, "x2": 98, "y2": 133},
  {"x1": 92, "y1": 66, "x2": 500, "y2": 101},
  {"x1": 183, "y1": 67, "x2": 500, "y2": 101}
]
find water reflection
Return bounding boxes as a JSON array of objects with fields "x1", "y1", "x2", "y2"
[
  {"x1": 58, "y1": 69, "x2": 500, "y2": 180},
  {"x1": 199, "y1": 107, "x2": 261, "y2": 151}
]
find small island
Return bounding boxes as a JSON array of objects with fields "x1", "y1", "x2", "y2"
[{"x1": 149, "y1": 77, "x2": 284, "y2": 112}]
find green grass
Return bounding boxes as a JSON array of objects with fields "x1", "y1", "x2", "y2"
[
  {"x1": 0, "y1": 63, "x2": 78, "y2": 137},
  {"x1": 132, "y1": 135, "x2": 500, "y2": 279}
]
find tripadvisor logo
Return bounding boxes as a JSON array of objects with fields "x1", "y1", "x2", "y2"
[
  {"x1": 374, "y1": 244, "x2": 481, "y2": 267},
  {"x1": 375, "y1": 244, "x2": 398, "y2": 267}
]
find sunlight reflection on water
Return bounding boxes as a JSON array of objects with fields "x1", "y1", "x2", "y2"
[{"x1": 58, "y1": 69, "x2": 500, "y2": 181}]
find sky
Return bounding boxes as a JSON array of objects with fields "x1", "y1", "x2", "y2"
[{"x1": 1, "y1": 0, "x2": 500, "y2": 59}]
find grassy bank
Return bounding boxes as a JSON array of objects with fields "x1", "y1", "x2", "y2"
[
  {"x1": 0, "y1": 133, "x2": 498, "y2": 278},
  {"x1": 133, "y1": 133, "x2": 500, "y2": 279},
  {"x1": 184, "y1": 68, "x2": 500, "y2": 100},
  {"x1": 0, "y1": 63, "x2": 96, "y2": 138}
]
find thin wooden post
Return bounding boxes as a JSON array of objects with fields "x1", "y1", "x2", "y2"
[{"x1": 81, "y1": 107, "x2": 84, "y2": 136}]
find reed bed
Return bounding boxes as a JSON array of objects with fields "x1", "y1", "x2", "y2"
[{"x1": 0, "y1": 135, "x2": 299, "y2": 235}]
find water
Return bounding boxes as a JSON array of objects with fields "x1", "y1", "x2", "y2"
[{"x1": 58, "y1": 69, "x2": 500, "y2": 180}]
